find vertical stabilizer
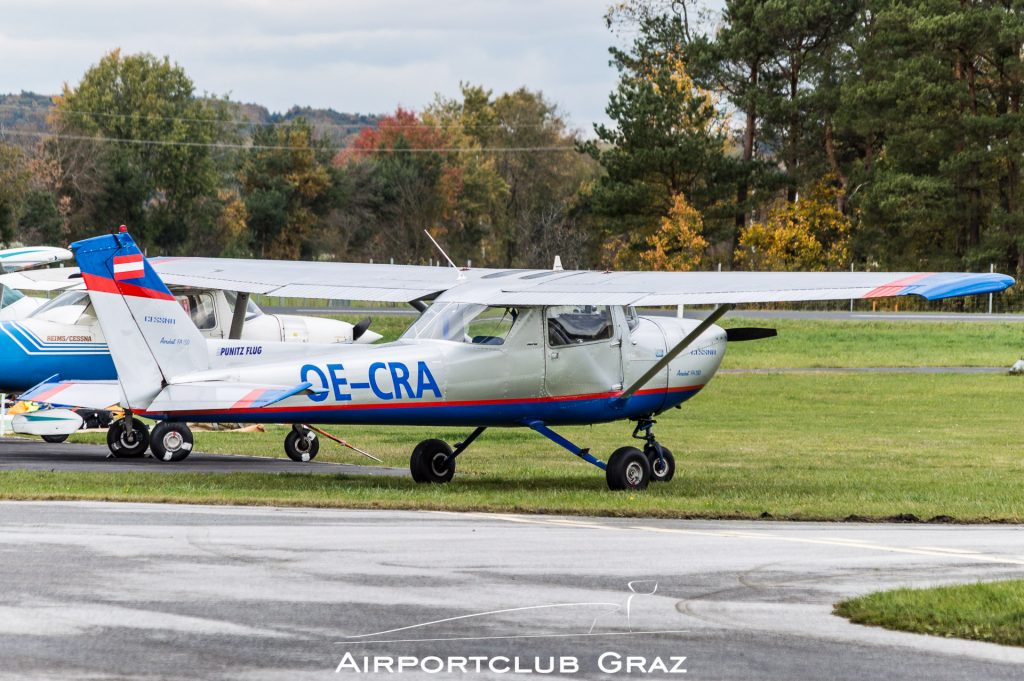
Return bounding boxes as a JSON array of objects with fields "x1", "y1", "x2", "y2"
[{"x1": 71, "y1": 231, "x2": 209, "y2": 409}]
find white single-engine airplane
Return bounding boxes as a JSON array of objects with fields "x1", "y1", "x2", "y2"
[
  {"x1": 21, "y1": 230, "x2": 1015, "y2": 490},
  {"x1": 0, "y1": 245, "x2": 73, "y2": 320}
]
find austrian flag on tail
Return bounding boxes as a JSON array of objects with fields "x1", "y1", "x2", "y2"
[{"x1": 113, "y1": 254, "x2": 145, "y2": 280}]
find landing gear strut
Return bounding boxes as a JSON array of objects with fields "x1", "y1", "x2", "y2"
[
  {"x1": 106, "y1": 414, "x2": 149, "y2": 458},
  {"x1": 285, "y1": 425, "x2": 319, "y2": 462},
  {"x1": 633, "y1": 418, "x2": 675, "y2": 483}
]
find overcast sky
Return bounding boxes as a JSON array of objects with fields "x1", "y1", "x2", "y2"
[{"x1": 0, "y1": 0, "x2": 627, "y2": 131}]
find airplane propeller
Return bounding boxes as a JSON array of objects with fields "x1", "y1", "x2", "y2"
[
  {"x1": 725, "y1": 327, "x2": 778, "y2": 342},
  {"x1": 352, "y1": 317, "x2": 373, "y2": 341}
]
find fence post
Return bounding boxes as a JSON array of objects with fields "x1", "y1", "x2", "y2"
[
  {"x1": 989, "y1": 263, "x2": 994, "y2": 314},
  {"x1": 850, "y1": 262, "x2": 854, "y2": 313}
]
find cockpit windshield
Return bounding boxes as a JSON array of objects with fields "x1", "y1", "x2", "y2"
[
  {"x1": 29, "y1": 290, "x2": 91, "y2": 324},
  {"x1": 0, "y1": 284, "x2": 25, "y2": 309},
  {"x1": 223, "y1": 290, "x2": 263, "y2": 321},
  {"x1": 401, "y1": 302, "x2": 518, "y2": 344}
]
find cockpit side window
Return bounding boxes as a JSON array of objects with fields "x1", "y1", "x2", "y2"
[{"x1": 546, "y1": 305, "x2": 615, "y2": 347}]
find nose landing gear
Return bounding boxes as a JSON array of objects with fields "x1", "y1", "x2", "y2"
[{"x1": 633, "y1": 418, "x2": 675, "y2": 483}]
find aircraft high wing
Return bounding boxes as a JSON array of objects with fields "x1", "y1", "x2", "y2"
[
  {"x1": 148, "y1": 257, "x2": 1014, "y2": 306},
  {"x1": 0, "y1": 246, "x2": 73, "y2": 274},
  {"x1": 19, "y1": 230, "x2": 1016, "y2": 490}
]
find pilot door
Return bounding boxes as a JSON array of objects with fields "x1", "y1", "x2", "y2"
[{"x1": 543, "y1": 305, "x2": 625, "y2": 397}]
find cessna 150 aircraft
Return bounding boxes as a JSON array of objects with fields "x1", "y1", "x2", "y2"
[{"x1": 21, "y1": 230, "x2": 1015, "y2": 490}]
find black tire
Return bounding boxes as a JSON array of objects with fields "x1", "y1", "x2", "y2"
[
  {"x1": 410, "y1": 439, "x2": 455, "y2": 483},
  {"x1": 42, "y1": 434, "x2": 70, "y2": 444},
  {"x1": 150, "y1": 422, "x2": 194, "y2": 463},
  {"x1": 606, "y1": 446, "x2": 651, "y2": 491},
  {"x1": 284, "y1": 429, "x2": 319, "y2": 462},
  {"x1": 106, "y1": 418, "x2": 150, "y2": 458},
  {"x1": 645, "y1": 445, "x2": 675, "y2": 483}
]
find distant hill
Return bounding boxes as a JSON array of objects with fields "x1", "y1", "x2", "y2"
[
  {"x1": 0, "y1": 92, "x2": 54, "y2": 135},
  {"x1": 224, "y1": 101, "x2": 379, "y2": 147},
  {"x1": 0, "y1": 91, "x2": 379, "y2": 149}
]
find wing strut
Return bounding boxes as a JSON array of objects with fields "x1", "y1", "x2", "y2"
[
  {"x1": 229, "y1": 292, "x2": 249, "y2": 340},
  {"x1": 619, "y1": 304, "x2": 733, "y2": 400}
]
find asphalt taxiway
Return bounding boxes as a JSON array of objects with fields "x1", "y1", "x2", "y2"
[
  {"x1": 0, "y1": 437, "x2": 406, "y2": 476},
  {"x1": 0, "y1": 502, "x2": 1022, "y2": 680}
]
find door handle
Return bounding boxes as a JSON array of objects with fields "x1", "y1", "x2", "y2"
[{"x1": 549, "y1": 351, "x2": 559, "y2": 359}]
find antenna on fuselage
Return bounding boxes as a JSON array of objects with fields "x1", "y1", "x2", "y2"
[{"x1": 423, "y1": 229, "x2": 465, "y2": 282}]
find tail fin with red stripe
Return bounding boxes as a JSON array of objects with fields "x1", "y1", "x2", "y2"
[{"x1": 71, "y1": 231, "x2": 208, "y2": 409}]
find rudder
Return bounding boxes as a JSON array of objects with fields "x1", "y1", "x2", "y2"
[{"x1": 72, "y1": 230, "x2": 209, "y2": 409}]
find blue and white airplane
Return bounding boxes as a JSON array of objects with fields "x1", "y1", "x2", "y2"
[{"x1": 21, "y1": 229, "x2": 1015, "y2": 490}]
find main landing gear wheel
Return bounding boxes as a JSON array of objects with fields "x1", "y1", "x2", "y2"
[
  {"x1": 410, "y1": 439, "x2": 455, "y2": 484},
  {"x1": 645, "y1": 445, "x2": 675, "y2": 483},
  {"x1": 606, "y1": 446, "x2": 651, "y2": 491},
  {"x1": 284, "y1": 427, "x2": 319, "y2": 462},
  {"x1": 106, "y1": 417, "x2": 150, "y2": 458},
  {"x1": 42, "y1": 434, "x2": 69, "y2": 444},
  {"x1": 150, "y1": 422, "x2": 194, "y2": 462}
]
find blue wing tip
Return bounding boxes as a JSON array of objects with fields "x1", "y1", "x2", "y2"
[{"x1": 917, "y1": 273, "x2": 1016, "y2": 300}]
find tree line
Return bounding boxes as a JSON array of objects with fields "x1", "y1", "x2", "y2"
[{"x1": 1, "y1": 1, "x2": 1023, "y2": 282}]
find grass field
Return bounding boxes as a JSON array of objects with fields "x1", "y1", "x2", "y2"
[
  {"x1": 5, "y1": 371, "x2": 1023, "y2": 520},
  {"x1": 835, "y1": 580, "x2": 1024, "y2": 647},
  {"x1": 332, "y1": 313, "x2": 1024, "y2": 368}
]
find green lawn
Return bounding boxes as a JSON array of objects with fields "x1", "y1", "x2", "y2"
[
  {"x1": 835, "y1": 580, "x2": 1024, "y2": 647},
  {"x1": 331, "y1": 313, "x2": 1024, "y2": 368},
  {"x1": 5, "y1": 372, "x2": 1023, "y2": 520}
]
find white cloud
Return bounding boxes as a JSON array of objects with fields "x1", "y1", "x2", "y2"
[{"x1": 0, "y1": 0, "x2": 617, "y2": 129}]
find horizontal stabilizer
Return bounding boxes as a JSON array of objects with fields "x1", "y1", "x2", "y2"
[
  {"x1": 725, "y1": 327, "x2": 778, "y2": 342},
  {"x1": 19, "y1": 376, "x2": 123, "y2": 410},
  {"x1": 144, "y1": 381, "x2": 320, "y2": 415}
]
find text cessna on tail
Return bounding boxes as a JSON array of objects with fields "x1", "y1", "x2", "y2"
[{"x1": 23, "y1": 230, "x2": 1014, "y2": 490}]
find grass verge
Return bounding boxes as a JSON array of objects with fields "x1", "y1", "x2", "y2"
[{"x1": 835, "y1": 580, "x2": 1024, "y2": 647}]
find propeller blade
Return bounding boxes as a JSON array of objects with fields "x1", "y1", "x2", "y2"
[
  {"x1": 725, "y1": 327, "x2": 778, "y2": 342},
  {"x1": 351, "y1": 317, "x2": 372, "y2": 341}
]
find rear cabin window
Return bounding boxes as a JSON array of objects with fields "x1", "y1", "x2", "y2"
[
  {"x1": 177, "y1": 293, "x2": 217, "y2": 330},
  {"x1": 546, "y1": 305, "x2": 614, "y2": 347}
]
